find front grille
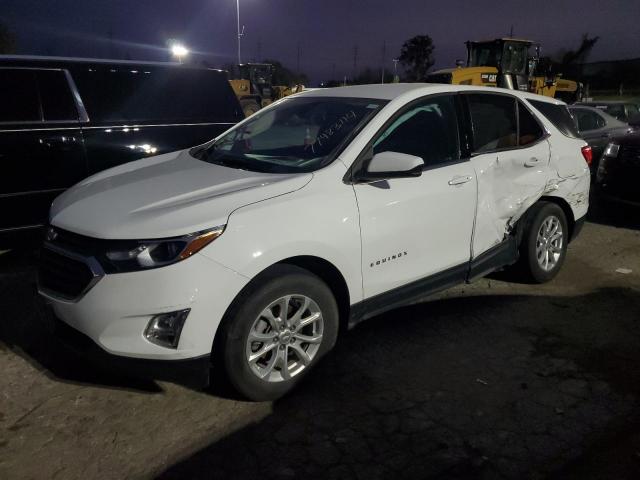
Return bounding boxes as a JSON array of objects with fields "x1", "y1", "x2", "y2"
[
  {"x1": 38, "y1": 247, "x2": 96, "y2": 300},
  {"x1": 48, "y1": 228, "x2": 105, "y2": 256}
]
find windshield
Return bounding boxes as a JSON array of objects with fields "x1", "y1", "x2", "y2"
[{"x1": 192, "y1": 96, "x2": 387, "y2": 173}]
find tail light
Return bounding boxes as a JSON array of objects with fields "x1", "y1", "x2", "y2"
[{"x1": 581, "y1": 145, "x2": 593, "y2": 166}]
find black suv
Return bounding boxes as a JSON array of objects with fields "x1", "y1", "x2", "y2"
[
  {"x1": 595, "y1": 116, "x2": 640, "y2": 206},
  {"x1": 0, "y1": 56, "x2": 244, "y2": 247}
]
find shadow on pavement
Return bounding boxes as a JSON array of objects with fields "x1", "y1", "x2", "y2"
[
  {"x1": 156, "y1": 287, "x2": 640, "y2": 480},
  {"x1": 0, "y1": 248, "x2": 162, "y2": 393},
  {"x1": 587, "y1": 195, "x2": 640, "y2": 231}
]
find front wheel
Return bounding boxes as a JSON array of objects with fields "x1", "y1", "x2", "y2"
[
  {"x1": 220, "y1": 265, "x2": 338, "y2": 401},
  {"x1": 517, "y1": 202, "x2": 569, "y2": 283}
]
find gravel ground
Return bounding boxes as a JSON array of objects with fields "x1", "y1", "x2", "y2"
[{"x1": 1, "y1": 203, "x2": 639, "y2": 479}]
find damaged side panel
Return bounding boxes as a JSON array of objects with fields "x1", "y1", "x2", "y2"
[
  {"x1": 470, "y1": 136, "x2": 590, "y2": 259},
  {"x1": 470, "y1": 139, "x2": 554, "y2": 258}
]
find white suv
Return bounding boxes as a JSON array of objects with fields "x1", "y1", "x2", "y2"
[{"x1": 39, "y1": 84, "x2": 591, "y2": 400}]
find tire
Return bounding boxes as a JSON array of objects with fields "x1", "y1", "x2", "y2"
[
  {"x1": 240, "y1": 99, "x2": 261, "y2": 118},
  {"x1": 219, "y1": 265, "x2": 339, "y2": 401},
  {"x1": 517, "y1": 202, "x2": 569, "y2": 283}
]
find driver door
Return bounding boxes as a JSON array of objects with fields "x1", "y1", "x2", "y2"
[{"x1": 353, "y1": 94, "x2": 477, "y2": 299}]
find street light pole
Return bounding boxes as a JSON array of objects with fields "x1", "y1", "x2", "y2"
[{"x1": 236, "y1": 0, "x2": 242, "y2": 64}]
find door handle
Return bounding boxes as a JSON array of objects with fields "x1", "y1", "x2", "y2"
[
  {"x1": 524, "y1": 157, "x2": 541, "y2": 167},
  {"x1": 448, "y1": 175, "x2": 473, "y2": 186}
]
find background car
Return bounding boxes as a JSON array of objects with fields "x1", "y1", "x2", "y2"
[
  {"x1": 595, "y1": 116, "x2": 640, "y2": 206},
  {"x1": 0, "y1": 56, "x2": 244, "y2": 247},
  {"x1": 576, "y1": 100, "x2": 640, "y2": 123},
  {"x1": 568, "y1": 105, "x2": 632, "y2": 172}
]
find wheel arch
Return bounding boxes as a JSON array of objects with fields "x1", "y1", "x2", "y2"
[
  {"x1": 538, "y1": 195, "x2": 576, "y2": 242},
  {"x1": 278, "y1": 255, "x2": 351, "y2": 332},
  {"x1": 211, "y1": 255, "x2": 351, "y2": 365}
]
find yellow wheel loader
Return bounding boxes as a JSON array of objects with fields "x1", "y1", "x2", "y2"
[
  {"x1": 427, "y1": 38, "x2": 581, "y2": 102},
  {"x1": 228, "y1": 63, "x2": 304, "y2": 117}
]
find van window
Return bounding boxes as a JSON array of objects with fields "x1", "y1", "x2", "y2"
[
  {"x1": 528, "y1": 100, "x2": 580, "y2": 138},
  {"x1": 373, "y1": 95, "x2": 460, "y2": 167},
  {"x1": 72, "y1": 67, "x2": 241, "y2": 124},
  {"x1": 0, "y1": 69, "x2": 40, "y2": 123},
  {"x1": 37, "y1": 70, "x2": 78, "y2": 122},
  {"x1": 467, "y1": 94, "x2": 517, "y2": 152}
]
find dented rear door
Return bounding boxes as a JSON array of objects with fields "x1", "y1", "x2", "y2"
[{"x1": 465, "y1": 93, "x2": 552, "y2": 258}]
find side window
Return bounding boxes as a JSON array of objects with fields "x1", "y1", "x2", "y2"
[
  {"x1": 0, "y1": 69, "x2": 41, "y2": 123},
  {"x1": 373, "y1": 95, "x2": 459, "y2": 168},
  {"x1": 37, "y1": 70, "x2": 79, "y2": 122},
  {"x1": 605, "y1": 105, "x2": 625, "y2": 121},
  {"x1": 575, "y1": 110, "x2": 604, "y2": 131},
  {"x1": 518, "y1": 102, "x2": 544, "y2": 146},
  {"x1": 467, "y1": 94, "x2": 517, "y2": 152}
]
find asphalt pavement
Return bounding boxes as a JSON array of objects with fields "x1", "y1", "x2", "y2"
[{"x1": 1, "y1": 202, "x2": 639, "y2": 479}]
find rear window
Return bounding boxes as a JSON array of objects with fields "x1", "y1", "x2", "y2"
[
  {"x1": 528, "y1": 100, "x2": 580, "y2": 138},
  {"x1": 71, "y1": 66, "x2": 242, "y2": 124}
]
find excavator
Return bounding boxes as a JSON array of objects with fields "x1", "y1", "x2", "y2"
[
  {"x1": 426, "y1": 38, "x2": 581, "y2": 102},
  {"x1": 228, "y1": 63, "x2": 304, "y2": 117}
]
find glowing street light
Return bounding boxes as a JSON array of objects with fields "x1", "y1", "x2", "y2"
[{"x1": 170, "y1": 43, "x2": 189, "y2": 63}]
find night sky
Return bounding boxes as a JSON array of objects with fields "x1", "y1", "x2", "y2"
[{"x1": 3, "y1": 0, "x2": 640, "y2": 84}]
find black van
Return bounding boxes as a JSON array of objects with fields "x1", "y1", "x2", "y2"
[{"x1": 0, "y1": 56, "x2": 244, "y2": 247}]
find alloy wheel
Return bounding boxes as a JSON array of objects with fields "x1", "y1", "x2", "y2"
[
  {"x1": 245, "y1": 295, "x2": 324, "y2": 382},
  {"x1": 536, "y1": 215, "x2": 564, "y2": 272}
]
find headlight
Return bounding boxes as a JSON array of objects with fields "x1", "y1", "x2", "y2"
[
  {"x1": 103, "y1": 226, "x2": 225, "y2": 273},
  {"x1": 604, "y1": 143, "x2": 620, "y2": 158}
]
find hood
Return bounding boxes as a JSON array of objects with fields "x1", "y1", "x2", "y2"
[{"x1": 50, "y1": 149, "x2": 312, "y2": 239}]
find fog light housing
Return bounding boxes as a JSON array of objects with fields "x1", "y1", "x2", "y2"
[{"x1": 144, "y1": 309, "x2": 190, "y2": 348}]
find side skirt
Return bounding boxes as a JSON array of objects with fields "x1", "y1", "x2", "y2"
[
  {"x1": 466, "y1": 235, "x2": 518, "y2": 282},
  {"x1": 348, "y1": 263, "x2": 468, "y2": 329},
  {"x1": 348, "y1": 236, "x2": 519, "y2": 329}
]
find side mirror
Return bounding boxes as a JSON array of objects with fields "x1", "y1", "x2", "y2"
[
  {"x1": 357, "y1": 151, "x2": 424, "y2": 182},
  {"x1": 628, "y1": 113, "x2": 640, "y2": 128}
]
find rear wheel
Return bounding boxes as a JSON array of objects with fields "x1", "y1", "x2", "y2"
[
  {"x1": 240, "y1": 99, "x2": 261, "y2": 118},
  {"x1": 220, "y1": 265, "x2": 338, "y2": 401},
  {"x1": 517, "y1": 202, "x2": 569, "y2": 283}
]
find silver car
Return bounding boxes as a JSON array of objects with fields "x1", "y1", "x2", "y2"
[{"x1": 569, "y1": 105, "x2": 632, "y2": 171}]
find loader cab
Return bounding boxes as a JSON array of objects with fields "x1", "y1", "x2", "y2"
[
  {"x1": 238, "y1": 63, "x2": 274, "y2": 100},
  {"x1": 466, "y1": 39, "x2": 532, "y2": 91}
]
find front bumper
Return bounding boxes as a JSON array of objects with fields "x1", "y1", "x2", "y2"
[
  {"x1": 39, "y1": 250, "x2": 249, "y2": 362},
  {"x1": 53, "y1": 314, "x2": 211, "y2": 388}
]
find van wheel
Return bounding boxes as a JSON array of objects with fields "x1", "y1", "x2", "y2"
[
  {"x1": 221, "y1": 265, "x2": 338, "y2": 401},
  {"x1": 517, "y1": 202, "x2": 569, "y2": 283},
  {"x1": 240, "y1": 99, "x2": 261, "y2": 117}
]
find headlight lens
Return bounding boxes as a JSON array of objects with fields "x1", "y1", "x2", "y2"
[{"x1": 103, "y1": 226, "x2": 224, "y2": 273}]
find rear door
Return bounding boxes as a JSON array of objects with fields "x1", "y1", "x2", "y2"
[
  {"x1": 464, "y1": 93, "x2": 550, "y2": 257},
  {"x1": 0, "y1": 68, "x2": 86, "y2": 231}
]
